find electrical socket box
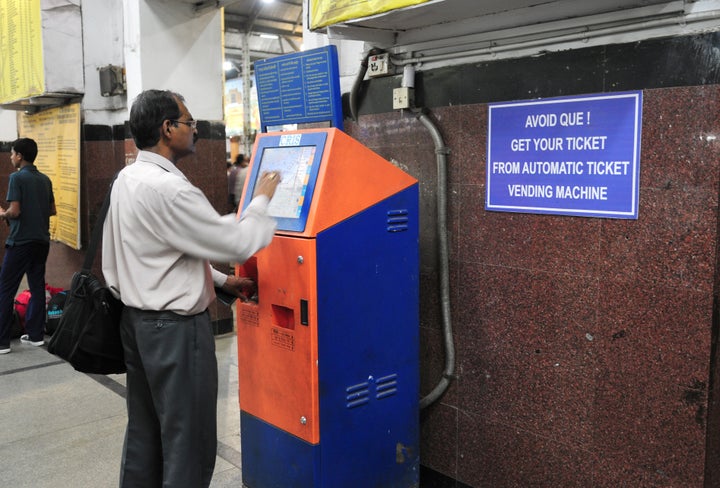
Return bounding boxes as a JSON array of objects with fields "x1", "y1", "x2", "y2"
[
  {"x1": 367, "y1": 53, "x2": 389, "y2": 77},
  {"x1": 393, "y1": 87, "x2": 414, "y2": 110},
  {"x1": 98, "y1": 65, "x2": 126, "y2": 97}
]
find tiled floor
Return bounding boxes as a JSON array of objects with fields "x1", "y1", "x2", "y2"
[{"x1": 0, "y1": 331, "x2": 244, "y2": 487}]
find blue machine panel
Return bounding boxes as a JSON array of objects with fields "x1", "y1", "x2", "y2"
[
  {"x1": 241, "y1": 411, "x2": 319, "y2": 488},
  {"x1": 241, "y1": 186, "x2": 420, "y2": 487},
  {"x1": 315, "y1": 186, "x2": 420, "y2": 487}
]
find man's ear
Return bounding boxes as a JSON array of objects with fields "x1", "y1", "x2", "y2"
[{"x1": 162, "y1": 120, "x2": 173, "y2": 137}]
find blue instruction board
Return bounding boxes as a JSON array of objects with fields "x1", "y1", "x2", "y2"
[
  {"x1": 254, "y1": 45, "x2": 343, "y2": 131},
  {"x1": 486, "y1": 91, "x2": 642, "y2": 219}
]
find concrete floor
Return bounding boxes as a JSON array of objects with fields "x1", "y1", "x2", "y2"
[{"x1": 0, "y1": 331, "x2": 244, "y2": 487}]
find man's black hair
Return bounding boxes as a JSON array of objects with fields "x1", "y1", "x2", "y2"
[
  {"x1": 129, "y1": 90, "x2": 184, "y2": 149},
  {"x1": 11, "y1": 138, "x2": 38, "y2": 163}
]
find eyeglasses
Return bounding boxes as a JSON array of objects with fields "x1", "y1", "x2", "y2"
[{"x1": 170, "y1": 119, "x2": 197, "y2": 130}]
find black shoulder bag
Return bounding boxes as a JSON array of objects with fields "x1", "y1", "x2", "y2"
[{"x1": 47, "y1": 182, "x2": 126, "y2": 374}]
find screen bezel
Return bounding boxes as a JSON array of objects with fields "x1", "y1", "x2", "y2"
[{"x1": 241, "y1": 131, "x2": 327, "y2": 232}]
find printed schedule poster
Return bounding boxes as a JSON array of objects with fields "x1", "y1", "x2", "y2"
[
  {"x1": 0, "y1": 0, "x2": 45, "y2": 104},
  {"x1": 486, "y1": 91, "x2": 642, "y2": 219},
  {"x1": 18, "y1": 103, "x2": 81, "y2": 249}
]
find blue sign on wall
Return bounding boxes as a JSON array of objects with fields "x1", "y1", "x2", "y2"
[
  {"x1": 254, "y1": 45, "x2": 343, "y2": 131},
  {"x1": 486, "y1": 91, "x2": 642, "y2": 219}
]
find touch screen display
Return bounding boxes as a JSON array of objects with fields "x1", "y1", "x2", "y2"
[
  {"x1": 242, "y1": 131, "x2": 327, "y2": 233},
  {"x1": 255, "y1": 146, "x2": 316, "y2": 219}
]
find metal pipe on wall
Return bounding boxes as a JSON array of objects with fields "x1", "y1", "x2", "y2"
[{"x1": 415, "y1": 109, "x2": 456, "y2": 410}]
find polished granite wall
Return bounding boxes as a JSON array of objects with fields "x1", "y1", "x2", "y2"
[{"x1": 346, "y1": 83, "x2": 720, "y2": 486}]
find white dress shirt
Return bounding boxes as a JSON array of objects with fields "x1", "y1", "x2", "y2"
[{"x1": 101, "y1": 150, "x2": 276, "y2": 315}]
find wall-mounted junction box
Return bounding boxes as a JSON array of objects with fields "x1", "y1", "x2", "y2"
[
  {"x1": 393, "y1": 87, "x2": 414, "y2": 110},
  {"x1": 99, "y1": 65, "x2": 126, "y2": 97}
]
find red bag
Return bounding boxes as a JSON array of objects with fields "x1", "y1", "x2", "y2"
[
  {"x1": 14, "y1": 284, "x2": 65, "y2": 327},
  {"x1": 14, "y1": 290, "x2": 31, "y2": 326}
]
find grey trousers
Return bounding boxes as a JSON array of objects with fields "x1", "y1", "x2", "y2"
[{"x1": 119, "y1": 307, "x2": 218, "y2": 488}]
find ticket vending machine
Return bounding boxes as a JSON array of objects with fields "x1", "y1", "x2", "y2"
[{"x1": 235, "y1": 128, "x2": 419, "y2": 487}]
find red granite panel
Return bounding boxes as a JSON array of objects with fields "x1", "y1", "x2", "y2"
[
  {"x1": 419, "y1": 401, "x2": 458, "y2": 480},
  {"x1": 46, "y1": 242, "x2": 84, "y2": 289},
  {"x1": 183, "y1": 138, "x2": 229, "y2": 214},
  {"x1": 592, "y1": 371, "x2": 706, "y2": 487},
  {"x1": 458, "y1": 191, "x2": 543, "y2": 270},
  {"x1": 456, "y1": 183, "x2": 603, "y2": 275},
  {"x1": 419, "y1": 266, "x2": 442, "y2": 332},
  {"x1": 598, "y1": 187, "x2": 718, "y2": 294},
  {"x1": 457, "y1": 416, "x2": 596, "y2": 487},
  {"x1": 641, "y1": 86, "x2": 720, "y2": 191},
  {"x1": 83, "y1": 140, "x2": 126, "y2": 227},
  {"x1": 595, "y1": 277, "x2": 711, "y2": 386},
  {"x1": 455, "y1": 261, "x2": 599, "y2": 347},
  {"x1": 456, "y1": 265, "x2": 598, "y2": 444},
  {"x1": 440, "y1": 104, "x2": 487, "y2": 189},
  {"x1": 83, "y1": 140, "x2": 122, "y2": 180}
]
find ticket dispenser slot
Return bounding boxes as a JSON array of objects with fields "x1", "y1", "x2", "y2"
[
  {"x1": 271, "y1": 304, "x2": 294, "y2": 329},
  {"x1": 236, "y1": 128, "x2": 419, "y2": 488}
]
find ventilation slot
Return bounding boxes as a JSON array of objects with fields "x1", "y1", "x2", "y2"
[
  {"x1": 387, "y1": 209, "x2": 409, "y2": 233},
  {"x1": 375, "y1": 373, "x2": 398, "y2": 400},
  {"x1": 345, "y1": 381, "x2": 370, "y2": 409}
]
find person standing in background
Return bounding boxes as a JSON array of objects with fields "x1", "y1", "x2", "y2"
[
  {"x1": 0, "y1": 138, "x2": 56, "y2": 354},
  {"x1": 227, "y1": 155, "x2": 240, "y2": 212},
  {"x1": 102, "y1": 89, "x2": 280, "y2": 488},
  {"x1": 233, "y1": 153, "x2": 250, "y2": 209}
]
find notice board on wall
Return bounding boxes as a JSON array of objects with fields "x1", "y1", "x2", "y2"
[
  {"x1": 486, "y1": 91, "x2": 643, "y2": 219},
  {"x1": 18, "y1": 103, "x2": 81, "y2": 249},
  {"x1": 254, "y1": 46, "x2": 343, "y2": 132}
]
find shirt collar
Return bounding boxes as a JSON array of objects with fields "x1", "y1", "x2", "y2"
[{"x1": 136, "y1": 150, "x2": 188, "y2": 180}]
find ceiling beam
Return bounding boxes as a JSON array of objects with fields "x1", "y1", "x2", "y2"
[
  {"x1": 226, "y1": 24, "x2": 302, "y2": 42},
  {"x1": 225, "y1": 47, "x2": 284, "y2": 61},
  {"x1": 194, "y1": 0, "x2": 301, "y2": 13},
  {"x1": 225, "y1": 13, "x2": 302, "y2": 35}
]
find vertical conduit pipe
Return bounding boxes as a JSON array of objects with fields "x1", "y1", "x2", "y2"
[
  {"x1": 349, "y1": 59, "x2": 456, "y2": 408},
  {"x1": 415, "y1": 109, "x2": 456, "y2": 409}
]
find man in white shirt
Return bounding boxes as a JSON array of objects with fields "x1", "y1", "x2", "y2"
[{"x1": 102, "y1": 89, "x2": 280, "y2": 488}]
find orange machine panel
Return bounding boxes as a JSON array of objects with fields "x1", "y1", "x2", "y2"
[
  {"x1": 236, "y1": 236, "x2": 319, "y2": 444},
  {"x1": 302, "y1": 128, "x2": 417, "y2": 236}
]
